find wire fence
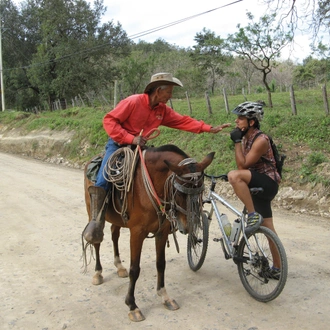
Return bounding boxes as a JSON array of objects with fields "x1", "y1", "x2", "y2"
[{"x1": 23, "y1": 84, "x2": 330, "y2": 116}]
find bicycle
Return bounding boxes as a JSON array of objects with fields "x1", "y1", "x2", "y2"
[{"x1": 187, "y1": 173, "x2": 288, "y2": 302}]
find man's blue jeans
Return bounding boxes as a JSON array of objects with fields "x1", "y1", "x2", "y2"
[{"x1": 95, "y1": 138, "x2": 120, "y2": 191}]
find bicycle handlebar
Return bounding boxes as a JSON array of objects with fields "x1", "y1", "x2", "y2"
[{"x1": 204, "y1": 173, "x2": 228, "y2": 182}]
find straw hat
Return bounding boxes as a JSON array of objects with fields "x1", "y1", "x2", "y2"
[{"x1": 144, "y1": 72, "x2": 183, "y2": 93}]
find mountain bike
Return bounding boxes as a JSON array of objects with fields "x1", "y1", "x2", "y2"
[{"x1": 187, "y1": 173, "x2": 288, "y2": 302}]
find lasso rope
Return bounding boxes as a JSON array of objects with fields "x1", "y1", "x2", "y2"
[
  {"x1": 103, "y1": 147, "x2": 135, "y2": 217},
  {"x1": 171, "y1": 158, "x2": 204, "y2": 236}
]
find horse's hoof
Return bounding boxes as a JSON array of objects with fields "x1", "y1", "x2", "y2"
[
  {"x1": 92, "y1": 272, "x2": 103, "y2": 285},
  {"x1": 117, "y1": 268, "x2": 128, "y2": 278},
  {"x1": 128, "y1": 308, "x2": 145, "y2": 322},
  {"x1": 164, "y1": 299, "x2": 180, "y2": 311}
]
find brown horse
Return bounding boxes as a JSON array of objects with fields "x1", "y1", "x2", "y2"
[{"x1": 83, "y1": 144, "x2": 215, "y2": 321}]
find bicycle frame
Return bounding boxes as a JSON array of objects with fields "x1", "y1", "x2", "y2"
[{"x1": 204, "y1": 183, "x2": 260, "y2": 263}]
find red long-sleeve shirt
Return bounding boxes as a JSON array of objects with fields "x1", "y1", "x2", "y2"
[{"x1": 103, "y1": 93, "x2": 212, "y2": 144}]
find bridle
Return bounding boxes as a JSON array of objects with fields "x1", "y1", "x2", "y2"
[{"x1": 166, "y1": 159, "x2": 205, "y2": 237}]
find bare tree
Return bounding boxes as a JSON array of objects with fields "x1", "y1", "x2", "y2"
[
  {"x1": 226, "y1": 12, "x2": 293, "y2": 107},
  {"x1": 263, "y1": 1, "x2": 330, "y2": 57}
]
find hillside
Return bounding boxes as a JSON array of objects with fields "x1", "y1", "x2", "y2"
[{"x1": 1, "y1": 106, "x2": 330, "y2": 219}]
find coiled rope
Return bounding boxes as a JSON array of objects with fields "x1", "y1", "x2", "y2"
[{"x1": 103, "y1": 147, "x2": 135, "y2": 217}]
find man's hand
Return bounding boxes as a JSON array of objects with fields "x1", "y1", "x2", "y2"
[
  {"x1": 209, "y1": 123, "x2": 231, "y2": 133},
  {"x1": 230, "y1": 128, "x2": 243, "y2": 143},
  {"x1": 132, "y1": 135, "x2": 147, "y2": 147}
]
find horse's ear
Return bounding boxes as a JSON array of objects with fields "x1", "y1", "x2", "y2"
[
  {"x1": 164, "y1": 152, "x2": 215, "y2": 174},
  {"x1": 164, "y1": 159, "x2": 182, "y2": 174},
  {"x1": 200, "y1": 152, "x2": 215, "y2": 170}
]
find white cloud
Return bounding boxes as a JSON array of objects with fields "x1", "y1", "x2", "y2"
[
  {"x1": 97, "y1": 0, "x2": 312, "y2": 62},
  {"x1": 12, "y1": 0, "x2": 313, "y2": 62},
  {"x1": 102, "y1": 0, "x2": 264, "y2": 45}
]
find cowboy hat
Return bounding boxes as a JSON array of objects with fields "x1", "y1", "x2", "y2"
[{"x1": 144, "y1": 72, "x2": 183, "y2": 93}]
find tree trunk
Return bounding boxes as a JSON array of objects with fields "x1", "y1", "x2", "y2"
[
  {"x1": 262, "y1": 70, "x2": 273, "y2": 108},
  {"x1": 267, "y1": 90, "x2": 273, "y2": 108}
]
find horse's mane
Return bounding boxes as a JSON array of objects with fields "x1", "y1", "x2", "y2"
[{"x1": 148, "y1": 144, "x2": 189, "y2": 158}]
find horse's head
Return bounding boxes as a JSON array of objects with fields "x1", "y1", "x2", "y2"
[{"x1": 164, "y1": 152, "x2": 215, "y2": 234}]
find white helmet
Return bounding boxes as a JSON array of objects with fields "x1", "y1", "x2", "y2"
[{"x1": 232, "y1": 102, "x2": 264, "y2": 122}]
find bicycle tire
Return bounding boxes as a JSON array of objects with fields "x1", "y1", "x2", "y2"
[
  {"x1": 236, "y1": 226, "x2": 288, "y2": 302},
  {"x1": 187, "y1": 211, "x2": 209, "y2": 271}
]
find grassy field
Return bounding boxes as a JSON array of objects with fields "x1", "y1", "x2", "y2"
[{"x1": 1, "y1": 88, "x2": 330, "y2": 189}]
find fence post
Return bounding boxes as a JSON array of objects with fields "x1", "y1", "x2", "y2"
[
  {"x1": 185, "y1": 91, "x2": 192, "y2": 116},
  {"x1": 289, "y1": 85, "x2": 297, "y2": 115},
  {"x1": 205, "y1": 91, "x2": 212, "y2": 115},
  {"x1": 223, "y1": 88, "x2": 229, "y2": 114},
  {"x1": 322, "y1": 84, "x2": 329, "y2": 115},
  {"x1": 78, "y1": 94, "x2": 85, "y2": 107},
  {"x1": 242, "y1": 87, "x2": 247, "y2": 101},
  {"x1": 114, "y1": 80, "x2": 118, "y2": 108}
]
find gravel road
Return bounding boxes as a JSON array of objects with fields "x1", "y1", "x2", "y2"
[{"x1": 0, "y1": 152, "x2": 329, "y2": 330}]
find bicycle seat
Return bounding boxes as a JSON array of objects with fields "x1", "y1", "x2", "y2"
[{"x1": 249, "y1": 187, "x2": 264, "y2": 195}]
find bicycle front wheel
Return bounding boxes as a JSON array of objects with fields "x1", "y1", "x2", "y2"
[
  {"x1": 187, "y1": 211, "x2": 209, "y2": 271},
  {"x1": 236, "y1": 226, "x2": 288, "y2": 302}
]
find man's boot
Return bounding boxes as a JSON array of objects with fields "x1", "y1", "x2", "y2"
[{"x1": 83, "y1": 186, "x2": 107, "y2": 244}]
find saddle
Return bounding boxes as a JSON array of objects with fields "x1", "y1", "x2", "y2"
[{"x1": 86, "y1": 153, "x2": 104, "y2": 182}]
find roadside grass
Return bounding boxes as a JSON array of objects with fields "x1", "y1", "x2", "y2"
[{"x1": 1, "y1": 88, "x2": 330, "y2": 187}]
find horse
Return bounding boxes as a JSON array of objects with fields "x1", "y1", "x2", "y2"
[{"x1": 82, "y1": 144, "x2": 215, "y2": 322}]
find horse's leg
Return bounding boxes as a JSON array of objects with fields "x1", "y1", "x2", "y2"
[
  {"x1": 155, "y1": 234, "x2": 180, "y2": 311},
  {"x1": 125, "y1": 230, "x2": 146, "y2": 322},
  {"x1": 111, "y1": 224, "x2": 128, "y2": 278},
  {"x1": 92, "y1": 243, "x2": 103, "y2": 285}
]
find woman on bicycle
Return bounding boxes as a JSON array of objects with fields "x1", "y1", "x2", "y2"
[{"x1": 227, "y1": 101, "x2": 281, "y2": 279}]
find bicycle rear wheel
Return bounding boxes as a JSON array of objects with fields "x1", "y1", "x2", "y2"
[
  {"x1": 187, "y1": 211, "x2": 209, "y2": 271},
  {"x1": 236, "y1": 226, "x2": 288, "y2": 302}
]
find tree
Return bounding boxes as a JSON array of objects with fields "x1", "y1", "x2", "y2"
[
  {"x1": 234, "y1": 57, "x2": 257, "y2": 94},
  {"x1": 190, "y1": 28, "x2": 232, "y2": 94},
  {"x1": 270, "y1": 60, "x2": 294, "y2": 92},
  {"x1": 0, "y1": 0, "x2": 42, "y2": 109},
  {"x1": 263, "y1": 1, "x2": 330, "y2": 57},
  {"x1": 118, "y1": 49, "x2": 155, "y2": 95},
  {"x1": 294, "y1": 56, "x2": 330, "y2": 88},
  {"x1": 226, "y1": 12, "x2": 293, "y2": 107},
  {"x1": 1, "y1": 0, "x2": 131, "y2": 110}
]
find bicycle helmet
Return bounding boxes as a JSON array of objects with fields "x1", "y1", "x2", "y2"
[{"x1": 232, "y1": 102, "x2": 264, "y2": 122}]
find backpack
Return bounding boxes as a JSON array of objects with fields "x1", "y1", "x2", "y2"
[{"x1": 252, "y1": 132, "x2": 286, "y2": 178}]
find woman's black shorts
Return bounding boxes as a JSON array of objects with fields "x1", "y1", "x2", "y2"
[{"x1": 248, "y1": 170, "x2": 279, "y2": 218}]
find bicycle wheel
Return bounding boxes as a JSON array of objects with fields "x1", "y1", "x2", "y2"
[
  {"x1": 187, "y1": 210, "x2": 209, "y2": 271},
  {"x1": 236, "y1": 226, "x2": 288, "y2": 302}
]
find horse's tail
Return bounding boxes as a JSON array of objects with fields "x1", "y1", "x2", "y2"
[{"x1": 80, "y1": 224, "x2": 94, "y2": 274}]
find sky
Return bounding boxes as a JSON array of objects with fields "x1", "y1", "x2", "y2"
[
  {"x1": 97, "y1": 0, "x2": 312, "y2": 63},
  {"x1": 11, "y1": 0, "x2": 313, "y2": 62}
]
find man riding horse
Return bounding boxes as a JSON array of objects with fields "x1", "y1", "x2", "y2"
[{"x1": 83, "y1": 72, "x2": 231, "y2": 245}]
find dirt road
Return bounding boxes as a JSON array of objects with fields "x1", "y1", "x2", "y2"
[{"x1": 0, "y1": 152, "x2": 329, "y2": 330}]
